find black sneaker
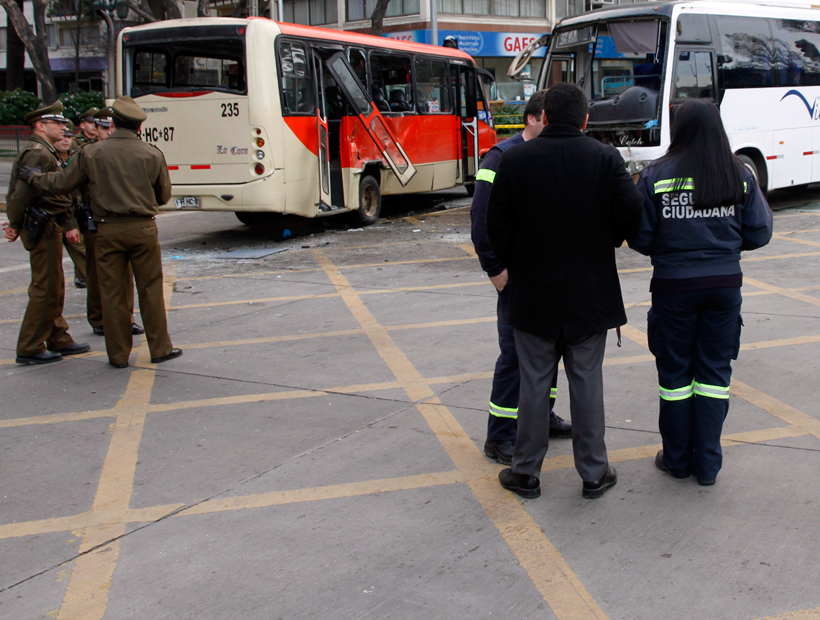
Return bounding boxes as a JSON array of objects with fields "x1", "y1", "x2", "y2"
[
  {"x1": 499, "y1": 468, "x2": 541, "y2": 499},
  {"x1": 582, "y1": 466, "x2": 618, "y2": 499},
  {"x1": 549, "y1": 410, "x2": 572, "y2": 438},
  {"x1": 484, "y1": 438, "x2": 515, "y2": 465}
]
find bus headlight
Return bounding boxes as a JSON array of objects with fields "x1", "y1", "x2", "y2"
[{"x1": 256, "y1": 150, "x2": 265, "y2": 160}]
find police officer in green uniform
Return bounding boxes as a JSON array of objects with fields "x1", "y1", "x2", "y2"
[
  {"x1": 22, "y1": 96, "x2": 180, "y2": 369},
  {"x1": 70, "y1": 106, "x2": 98, "y2": 152},
  {"x1": 56, "y1": 121, "x2": 88, "y2": 288},
  {"x1": 76, "y1": 107, "x2": 143, "y2": 338},
  {"x1": 1, "y1": 101, "x2": 90, "y2": 364}
]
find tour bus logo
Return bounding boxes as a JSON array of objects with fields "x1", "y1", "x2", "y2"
[
  {"x1": 217, "y1": 145, "x2": 249, "y2": 155},
  {"x1": 781, "y1": 90, "x2": 820, "y2": 120}
]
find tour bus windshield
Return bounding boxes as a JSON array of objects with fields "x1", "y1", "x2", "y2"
[
  {"x1": 125, "y1": 32, "x2": 246, "y2": 96},
  {"x1": 547, "y1": 19, "x2": 664, "y2": 123}
]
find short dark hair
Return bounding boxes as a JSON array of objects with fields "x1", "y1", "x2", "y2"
[
  {"x1": 113, "y1": 117, "x2": 142, "y2": 132},
  {"x1": 543, "y1": 83, "x2": 588, "y2": 128},
  {"x1": 523, "y1": 89, "x2": 548, "y2": 123}
]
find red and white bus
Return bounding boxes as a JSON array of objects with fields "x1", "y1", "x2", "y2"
[{"x1": 116, "y1": 18, "x2": 497, "y2": 225}]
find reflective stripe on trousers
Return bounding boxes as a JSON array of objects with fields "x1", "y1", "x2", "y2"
[
  {"x1": 659, "y1": 381, "x2": 729, "y2": 401},
  {"x1": 489, "y1": 387, "x2": 556, "y2": 418}
]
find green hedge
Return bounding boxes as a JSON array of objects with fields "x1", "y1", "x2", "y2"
[{"x1": 0, "y1": 89, "x2": 106, "y2": 125}]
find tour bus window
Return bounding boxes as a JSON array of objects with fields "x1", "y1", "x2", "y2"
[
  {"x1": 370, "y1": 53, "x2": 416, "y2": 113},
  {"x1": 133, "y1": 51, "x2": 168, "y2": 90},
  {"x1": 414, "y1": 58, "x2": 451, "y2": 113},
  {"x1": 279, "y1": 41, "x2": 314, "y2": 114},
  {"x1": 770, "y1": 19, "x2": 820, "y2": 87},
  {"x1": 714, "y1": 16, "x2": 776, "y2": 88},
  {"x1": 673, "y1": 50, "x2": 714, "y2": 101}
]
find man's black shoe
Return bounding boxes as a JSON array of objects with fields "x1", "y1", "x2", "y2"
[
  {"x1": 499, "y1": 468, "x2": 541, "y2": 499},
  {"x1": 655, "y1": 450, "x2": 690, "y2": 479},
  {"x1": 74, "y1": 278, "x2": 86, "y2": 289},
  {"x1": 92, "y1": 325, "x2": 104, "y2": 336},
  {"x1": 56, "y1": 342, "x2": 90, "y2": 356},
  {"x1": 582, "y1": 466, "x2": 618, "y2": 499},
  {"x1": 109, "y1": 360, "x2": 128, "y2": 369},
  {"x1": 484, "y1": 439, "x2": 515, "y2": 465},
  {"x1": 16, "y1": 351, "x2": 63, "y2": 365},
  {"x1": 131, "y1": 323, "x2": 145, "y2": 335},
  {"x1": 697, "y1": 476, "x2": 716, "y2": 486},
  {"x1": 549, "y1": 410, "x2": 572, "y2": 438},
  {"x1": 151, "y1": 348, "x2": 183, "y2": 364}
]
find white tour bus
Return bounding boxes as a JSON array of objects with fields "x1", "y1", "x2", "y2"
[{"x1": 537, "y1": 0, "x2": 820, "y2": 192}]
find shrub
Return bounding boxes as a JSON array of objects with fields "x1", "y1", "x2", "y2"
[
  {"x1": 60, "y1": 90, "x2": 105, "y2": 123},
  {"x1": 0, "y1": 89, "x2": 42, "y2": 125}
]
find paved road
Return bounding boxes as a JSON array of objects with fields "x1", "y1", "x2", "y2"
[{"x1": 1, "y1": 191, "x2": 820, "y2": 620}]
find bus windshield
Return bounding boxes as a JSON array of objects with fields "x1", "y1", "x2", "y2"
[
  {"x1": 548, "y1": 19, "x2": 664, "y2": 124},
  {"x1": 125, "y1": 30, "x2": 246, "y2": 96}
]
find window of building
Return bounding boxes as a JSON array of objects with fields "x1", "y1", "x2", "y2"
[
  {"x1": 414, "y1": 57, "x2": 451, "y2": 113},
  {"x1": 279, "y1": 40, "x2": 314, "y2": 114},
  {"x1": 347, "y1": 0, "x2": 419, "y2": 21},
  {"x1": 370, "y1": 53, "x2": 416, "y2": 113},
  {"x1": 771, "y1": 19, "x2": 820, "y2": 87},
  {"x1": 284, "y1": 0, "x2": 337, "y2": 25},
  {"x1": 438, "y1": 0, "x2": 542, "y2": 17},
  {"x1": 0, "y1": 28, "x2": 7, "y2": 52},
  {"x1": 59, "y1": 25, "x2": 101, "y2": 48}
]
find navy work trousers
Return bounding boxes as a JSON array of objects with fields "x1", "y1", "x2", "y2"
[
  {"x1": 488, "y1": 283, "x2": 556, "y2": 442},
  {"x1": 648, "y1": 287, "x2": 742, "y2": 481}
]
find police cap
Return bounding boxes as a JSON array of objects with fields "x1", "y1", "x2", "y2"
[
  {"x1": 94, "y1": 107, "x2": 113, "y2": 127},
  {"x1": 64, "y1": 120, "x2": 76, "y2": 137},
  {"x1": 79, "y1": 106, "x2": 99, "y2": 121},
  {"x1": 112, "y1": 96, "x2": 147, "y2": 123},
  {"x1": 24, "y1": 100, "x2": 69, "y2": 125}
]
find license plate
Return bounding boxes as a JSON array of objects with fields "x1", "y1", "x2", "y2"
[{"x1": 175, "y1": 196, "x2": 200, "y2": 209}]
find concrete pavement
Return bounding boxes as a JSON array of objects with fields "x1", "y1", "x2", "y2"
[{"x1": 1, "y1": 196, "x2": 819, "y2": 620}]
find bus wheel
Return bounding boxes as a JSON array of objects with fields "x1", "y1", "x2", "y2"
[
  {"x1": 357, "y1": 175, "x2": 381, "y2": 225},
  {"x1": 235, "y1": 212, "x2": 258, "y2": 226},
  {"x1": 465, "y1": 183, "x2": 475, "y2": 197},
  {"x1": 737, "y1": 154, "x2": 764, "y2": 194}
]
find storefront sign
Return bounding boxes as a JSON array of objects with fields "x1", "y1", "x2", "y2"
[{"x1": 384, "y1": 30, "x2": 548, "y2": 58}]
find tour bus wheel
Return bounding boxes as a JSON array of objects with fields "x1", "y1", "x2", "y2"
[
  {"x1": 235, "y1": 211, "x2": 259, "y2": 226},
  {"x1": 737, "y1": 154, "x2": 767, "y2": 196},
  {"x1": 357, "y1": 175, "x2": 381, "y2": 225},
  {"x1": 465, "y1": 183, "x2": 475, "y2": 197}
]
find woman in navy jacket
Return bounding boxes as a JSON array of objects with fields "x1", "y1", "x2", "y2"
[{"x1": 629, "y1": 99, "x2": 773, "y2": 485}]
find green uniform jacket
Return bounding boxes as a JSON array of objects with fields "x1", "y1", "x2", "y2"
[
  {"x1": 31, "y1": 128, "x2": 172, "y2": 219},
  {"x1": 69, "y1": 133, "x2": 95, "y2": 156},
  {"x1": 7, "y1": 134, "x2": 77, "y2": 231}
]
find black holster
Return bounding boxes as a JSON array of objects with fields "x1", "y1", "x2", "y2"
[
  {"x1": 24, "y1": 205, "x2": 48, "y2": 246},
  {"x1": 74, "y1": 201, "x2": 96, "y2": 233}
]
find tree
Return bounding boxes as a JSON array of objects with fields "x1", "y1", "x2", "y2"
[
  {"x1": 369, "y1": 0, "x2": 391, "y2": 37},
  {"x1": 5, "y1": 0, "x2": 25, "y2": 91},
  {"x1": 0, "y1": 0, "x2": 58, "y2": 103}
]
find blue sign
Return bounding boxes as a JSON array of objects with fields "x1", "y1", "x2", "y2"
[{"x1": 384, "y1": 30, "x2": 548, "y2": 58}]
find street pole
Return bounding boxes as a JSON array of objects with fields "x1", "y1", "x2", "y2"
[
  {"x1": 278, "y1": 0, "x2": 284, "y2": 20},
  {"x1": 100, "y1": 10, "x2": 115, "y2": 98},
  {"x1": 249, "y1": 0, "x2": 258, "y2": 17},
  {"x1": 430, "y1": 0, "x2": 437, "y2": 46}
]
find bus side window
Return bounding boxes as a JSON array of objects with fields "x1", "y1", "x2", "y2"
[
  {"x1": 133, "y1": 51, "x2": 168, "y2": 94},
  {"x1": 348, "y1": 48, "x2": 368, "y2": 90},
  {"x1": 370, "y1": 53, "x2": 416, "y2": 114},
  {"x1": 414, "y1": 58, "x2": 451, "y2": 114},
  {"x1": 279, "y1": 41, "x2": 314, "y2": 114},
  {"x1": 771, "y1": 19, "x2": 820, "y2": 87},
  {"x1": 674, "y1": 50, "x2": 715, "y2": 101},
  {"x1": 714, "y1": 16, "x2": 776, "y2": 88}
]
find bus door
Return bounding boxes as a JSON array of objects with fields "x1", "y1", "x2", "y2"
[
  {"x1": 324, "y1": 52, "x2": 417, "y2": 186},
  {"x1": 312, "y1": 50, "x2": 338, "y2": 211},
  {"x1": 454, "y1": 64, "x2": 479, "y2": 183}
]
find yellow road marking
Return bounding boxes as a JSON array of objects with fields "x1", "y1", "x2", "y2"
[
  {"x1": 744, "y1": 277, "x2": 820, "y2": 309},
  {"x1": 755, "y1": 607, "x2": 820, "y2": 619},
  {"x1": 730, "y1": 380, "x2": 820, "y2": 440},
  {"x1": 772, "y1": 233, "x2": 820, "y2": 249},
  {"x1": 456, "y1": 243, "x2": 478, "y2": 258},
  {"x1": 777, "y1": 228, "x2": 820, "y2": 234},
  {"x1": 312, "y1": 249, "x2": 611, "y2": 620}
]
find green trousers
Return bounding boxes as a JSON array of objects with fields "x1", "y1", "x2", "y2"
[
  {"x1": 95, "y1": 219, "x2": 172, "y2": 365},
  {"x1": 17, "y1": 222, "x2": 75, "y2": 357}
]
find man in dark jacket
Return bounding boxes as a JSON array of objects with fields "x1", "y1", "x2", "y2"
[{"x1": 487, "y1": 83, "x2": 643, "y2": 500}]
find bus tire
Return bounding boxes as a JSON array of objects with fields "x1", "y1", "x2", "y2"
[
  {"x1": 357, "y1": 175, "x2": 381, "y2": 225},
  {"x1": 737, "y1": 154, "x2": 766, "y2": 195},
  {"x1": 235, "y1": 211, "x2": 258, "y2": 226},
  {"x1": 465, "y1": 183, "x2": 475, "y2": 197}
]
